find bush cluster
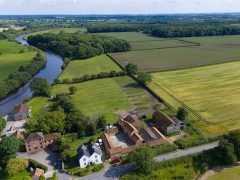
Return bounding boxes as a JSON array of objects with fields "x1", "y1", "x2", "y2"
[{"x1": 28, "y1": 158, "x2": 48, "y2": 172}]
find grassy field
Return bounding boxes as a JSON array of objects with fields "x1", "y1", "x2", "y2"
[
  {"x1": 26, "y1": 97, "x2": 50, "y2": 115},
  {"x1": 0, "y1": 170, "x2": 31, "y2": 180},
  {"x1": 59, "y1": 54, "x2": 121, "y2": 80},
  {"x1": 110, "y1": 35, "x2": 240, "y2": 72},
  {"x1": 0, "y1": 51, "x2": 36, "y2": 82},
  {"x1": 208, "y1": 166, "x2": 240, "y2": 180},
  {"x1": 52, "y1": 76, "x2": 158, "y2": 122},
  {"x1": 148, "y1": 61, "x2": 240, "y2": 135},
  {"x1": 52, "y1": 77, "x2": 133, "y2": 122},
  {"x1": 0, "y1": 40, "x2": 29, "y2": 54}
]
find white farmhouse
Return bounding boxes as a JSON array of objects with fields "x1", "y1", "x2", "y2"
[{"x1": 78, "y1": 142, "x2": 102, "y2": 168}]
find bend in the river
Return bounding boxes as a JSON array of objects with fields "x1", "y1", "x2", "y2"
[{"x1": 0, "y1": 35, "x2": 64, "y2": 116}]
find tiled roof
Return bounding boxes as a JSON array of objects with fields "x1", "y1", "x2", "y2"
[
  {"x1": 153, "y1": 111, "x2": 176, "y2": 127},
  {"x1": 26, "y1": 132, "x2": 44, "y2": 142},
  {"x1": 131, "y1": 132, "x2": 143, "y2": 143},
  {"x1": 44, "y1": 133, "x2": 61, "y2": 141},
  {"x1": 33, "y1": 168, "x2": 44, "y2": 177}
]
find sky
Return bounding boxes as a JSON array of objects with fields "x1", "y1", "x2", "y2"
[{"x1": 0, "y1": 0, "x2": 240, "y2": 15}]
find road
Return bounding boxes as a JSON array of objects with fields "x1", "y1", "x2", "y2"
[{"x1": 78, "y1": 141, "x2": 219, "y2": 180}]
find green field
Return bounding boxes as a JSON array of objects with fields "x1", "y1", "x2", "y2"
[
  {"x1": 94, "y1": 32, "x2": 160, "y2": 42},
  {"x1": 110, "y1": 35, "x2": 240, "y2": 72},
  {"x1": 208, "y1": 166, "x2": 240, "y2": 180},
  {"x1": 0, "y1": 40, "x2": 36, "y2": 82},
  {"x1": 0, "y1": 51, "x2": 36, "y2": 82},
  {"x1": 0, "y1": 40, "x2": 29, "y2": 54},
  {"x1": 148, "y1": 61, "x2": 240, "y2": 135},
  {"x1": 52, "y1": 76, "x2": 158, "y2": 121},
  {"x1": 59, "y1": 54, "x2": 121, "y2": 80},
  {"x1": 52, "y1": 77, "x2": 133, "y2": 122},
  {"x1": 130, "y1": 39, "x2": 193, "y2": 51}
]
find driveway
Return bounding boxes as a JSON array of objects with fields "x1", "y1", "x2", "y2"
[
  {"x1": 78, "y1": 141, "x2": 219, "y2": 180},
  {"x1": 17, "y1": 148, "x2": 59, "y2": 170}
]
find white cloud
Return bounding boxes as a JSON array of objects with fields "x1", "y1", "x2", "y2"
[{"x1": 0, "y1": 0, "x2": 240, "y2": 15}]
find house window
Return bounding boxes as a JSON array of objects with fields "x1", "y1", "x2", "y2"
[
  {"x1": 83, "y1": 158, "x2": 86, "y2": 161},
  {"x1": 84, "y1": 163, "x2": 86, "y2": 166},
  {"x1": 96, "y1": 159, "x2": 98, "y2": 162},
  {"x1": 95, "y1": 155, "x2": 98, "y2": 158}
]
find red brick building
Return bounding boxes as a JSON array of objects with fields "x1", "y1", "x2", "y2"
[{"x1": 25, "y1": 132, "x2": 60, "y2": 153}]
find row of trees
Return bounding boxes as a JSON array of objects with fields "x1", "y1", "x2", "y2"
[
  {"x1": 151, "y1": 25, "x2": 240, "y2": 38},
  {"x1": 27, "y1": 32, "x2": 130, "y2": 60},
  {"x1": 0, "y1": 52, "x2": 46, "y2": 100}
]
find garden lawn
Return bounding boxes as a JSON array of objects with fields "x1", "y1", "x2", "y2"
[
  {"x1": 111, "y1": 35, "x2": 240, "y2": 72},
  {"x1": 0, "y1": 51, "x2": 36, "y2": 82},
  {"x1": 0, "y1": 40, "x2": 30, "y2": 55},
  {"x1": 59, "y1": 54, "x2": 121, "y2": 80},
  {"x1": 208, "y1": 166, "x2": 240, "y2": 180},
  {"x1": 51, "y1": 77, "x2": 133, "y2": 122},
  {"x1": 148, "y1": 61, "x2": 240, "y2": 135},
  {"x1": 0, "y1": 170, "x2": 31, "y2": 180},
  {"x1": 26, "y1": 97, "x2": 50, "y2": 115}
]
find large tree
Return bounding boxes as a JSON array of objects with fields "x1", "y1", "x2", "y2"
[
  {"x1": 0, "y1": 136, "x2": 20, "y2": 158},
  {"x1": 27, "y1": 111, "x2": 65, "y2": 134},
  {"x1": 137, "y1": 72, "x2": 152, "y2": 85},
  {"x1": 129, "y1": 146, "x2": 156, "y2": 174},
  {"x1": 125, "y1": 63, "x2": 138, "y2": 75},
  {"x1": 6, "y1": 157, "x2": 28, "y2": 176},
  {"x1": 30, "y1": 78, "x2": 50, "y2": 97},
  {"x1": 176, "y1": 107, "x2": 187, "y2": 121}
]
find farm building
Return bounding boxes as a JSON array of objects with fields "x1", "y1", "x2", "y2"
[
  {"x1": 153, "y1": 110, "x2": 185, "y2": 134},
  {"x1": 102, "y1": 117, "x2": 168, "y2": 160}
]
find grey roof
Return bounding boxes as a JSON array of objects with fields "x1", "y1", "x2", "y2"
[
  {"x1": 78, "y1": 142, "x2": 102, "y2": 159},
  {"x1": 144, "y1": 127, "x2": 158, "y2": 140}
]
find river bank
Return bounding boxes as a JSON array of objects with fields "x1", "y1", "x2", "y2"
[{"x1": 0, "y1": 35, "x2": 63, "y2": 116}]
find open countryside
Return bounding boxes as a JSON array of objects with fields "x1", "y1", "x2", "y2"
[{"x1": 110, "y1": 34, "x2": 240, "y2": 72}]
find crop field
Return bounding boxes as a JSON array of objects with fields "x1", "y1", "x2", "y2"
[
  {"x1": 52, "y1": 76, "x2": 158, "y2": 122},
  {"x1": 110, "y1": 35, "x2": 240, "y2": 72},
  {"x1": 0, "y1": 51, "x2": 36, "y2": 82},
  {"x1": 148, "y1": 61, "x2": 240, "y2": 135},
  {"x1": 59, "y1": 54, "x2": 121, "y2": 80}
]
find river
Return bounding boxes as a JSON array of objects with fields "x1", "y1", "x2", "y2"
[{"x1": 0, "y1": 35, "x2": 64, "y2": 116}]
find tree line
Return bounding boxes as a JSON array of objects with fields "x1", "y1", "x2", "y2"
[
  {"x1": 150, "y1": 25, "x2": 240, "y2": 38},
  {"x1": 0, "y1": 52, "x2": 46, "y2": 100},
  {"x1": 27, "y1": 32, "x2": 130, "y2": 60}
]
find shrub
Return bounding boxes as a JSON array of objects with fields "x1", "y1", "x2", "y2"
[{"x1": 28, "y1": 158, "x2": 48, "y2": 172}]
